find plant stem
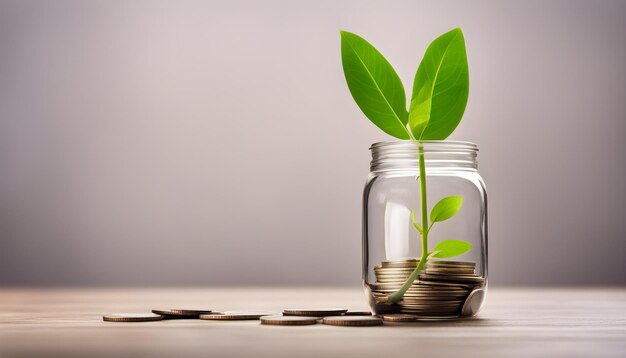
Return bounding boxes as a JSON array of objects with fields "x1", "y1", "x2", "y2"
[{"x1": 386, "y1": 142, "x2": 430, "y2": 304}]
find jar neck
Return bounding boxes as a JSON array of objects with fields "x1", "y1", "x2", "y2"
[{"x1": 369, "y1": 141, "x2": 478, "y2": 172}]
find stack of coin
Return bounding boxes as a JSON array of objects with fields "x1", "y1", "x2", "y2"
[{"x1": 370, "y1": 258, "x2": 485, "y2": 317}]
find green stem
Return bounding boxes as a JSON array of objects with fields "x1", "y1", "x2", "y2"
[
  {"x1": 387, "y1": 142, "x2": 429, "y2": 304},
  {"x1": 406, "y1": 125, "x2": 416, "y2": 141}
]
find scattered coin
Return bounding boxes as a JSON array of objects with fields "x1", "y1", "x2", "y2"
[
  {"x1": 322, "y1": 316, "x2": 383, "y2": 327},
  {"x1": 382, "y1": 314, "x2": 418, "y2": 322},
  {"x1": 169, "y1": 308, "x2": 213, "y2": 315},
  {"x1": 151, "y1": 309, "x2": 199, "y2": 319},
  {"x1": 260, "y1": 315, "x2": 318, "y2": 326},
  {"x1": 103, "y1": 313, "x2": 163, "y2": 322},
  {"x1": 461, "y1": 288, "x2": 485, "y2": 317},
  {"x1": 200, "y1": 311, "x2": 274, "y2": 320},
  {"x1": 344, "y1": 311, "x2": 372, "y2": 316},
  {"x1": 283, "y1": 308, "x2": 348, "y2": 317}
]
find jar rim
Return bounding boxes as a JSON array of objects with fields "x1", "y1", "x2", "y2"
[{"x1": 370, "y1": 140, "x2": 478, "y2": 152}]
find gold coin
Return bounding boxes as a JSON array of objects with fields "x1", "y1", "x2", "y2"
[
  {"x1": 382, "y1": 314, "x2": 418, "y2": 322},
  {"x1": 322, "y1": 316, "x2": 383, "y2": 327},
  {"x1": 260, "y1": 315, "x2": 318, "y2": 326},
  {"x1": 103, "y1": 313, "x2": 162, "y2": 322}
]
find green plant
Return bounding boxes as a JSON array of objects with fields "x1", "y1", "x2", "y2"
[{"x1": 341, "y1": 28, "x2": 472, "y2": 304}]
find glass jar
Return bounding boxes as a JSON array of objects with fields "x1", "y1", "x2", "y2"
[{"x1": 362, "y1": 141, "x2": 487, "y2": 318}]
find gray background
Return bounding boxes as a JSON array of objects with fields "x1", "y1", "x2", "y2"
[{"x1": 1, "y1": 0, "x2": 625, "y2": 287}]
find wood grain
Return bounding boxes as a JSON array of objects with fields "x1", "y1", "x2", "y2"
[{"x1": 0, "y1": 287, "x2": 625, "y2": 357}]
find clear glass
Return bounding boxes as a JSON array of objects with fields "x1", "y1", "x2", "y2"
[{"x1": 363, "y1": 141, "x2": 488, "y2": 318}]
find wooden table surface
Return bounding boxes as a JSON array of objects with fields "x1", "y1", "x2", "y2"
[{"x1": 0, "y1": 287, "x2": 624, "y2": 357}]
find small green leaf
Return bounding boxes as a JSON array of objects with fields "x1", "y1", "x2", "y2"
[
  {"x1": 432, "y1": 240, "x2": 472, "y2": 258},
  {"x1": 340, "y1": 31, "x2": 410, "y2": 139},
  {"x1": 409, "y1": 28, "x2": 469, "y2": 140},
  {"x1": 410, "y1": 210, "x2": 422, "y2": 234},
  {"x1": 430, "y1": 196, "x2": 463, "y2": 223}
]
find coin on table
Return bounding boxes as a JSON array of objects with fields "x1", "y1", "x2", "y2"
[
  {"x1": 344, "y1": 311, "x2": 372, "y2": 316},
  {"x1": 322, "y1": 316, "x2": 383, "y2": 327},
  {"x1": 151, "y1": 309, "x2": 199, "y2": 319},
  {"x1": 103, "y1": 313, "x2": 163, "y2": 322},
  {"x1": 152, "y1": 309, "x2": 219, "y2": 319},
  {"x1": 461, "y1": 288, "x2": 485, "y2": 317},
  {"x1": 283, "y1": 308, "x2": 348, "y2": 317},
  {"x1": 168, "y1": 308, "x2": 213, "y2": 315},
  {"x1": 382, "y1": 314, "x2": 419, "y2": 322},
  {"x1": 260, "y1": 315, "x2": 318, "y2": 326},
  {"x1": 200, "y1": 311, "x2": 274, "y2": 320}
]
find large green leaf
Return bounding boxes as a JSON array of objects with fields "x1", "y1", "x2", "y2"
[
  {"x1": 431, "y1": 240, "x2": 472, "y2": 258},
  {"x1": 340, "y1": 31, "x2": 410, "y2": 139},
  {"x1": 430, "y1": 195, "x2": 463, "y2": 223},
  {"x1": 409, "y1": 28, "x2": 469, "y2": 140}
]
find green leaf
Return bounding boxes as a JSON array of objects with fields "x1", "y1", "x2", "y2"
[
  {"x1": 408, "y1": 28, "x2": 469, "y2": 140},
  {"x1": 430, "y1": 196, "x2": 463, "y2": 223},
  {"x1": 432, "y1": 240, "x2": 472, "y2": 258},
  {"x1": 340, "y1": 31, "x2": 410, "y2": 139},
  {"x1": 410, "y1": 210, "x2": 422, "y2": 234}
]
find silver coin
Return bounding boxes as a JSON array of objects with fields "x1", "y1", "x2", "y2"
[{"x1": 461, "y1": 288, "x2": 485, "y2": 317}]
